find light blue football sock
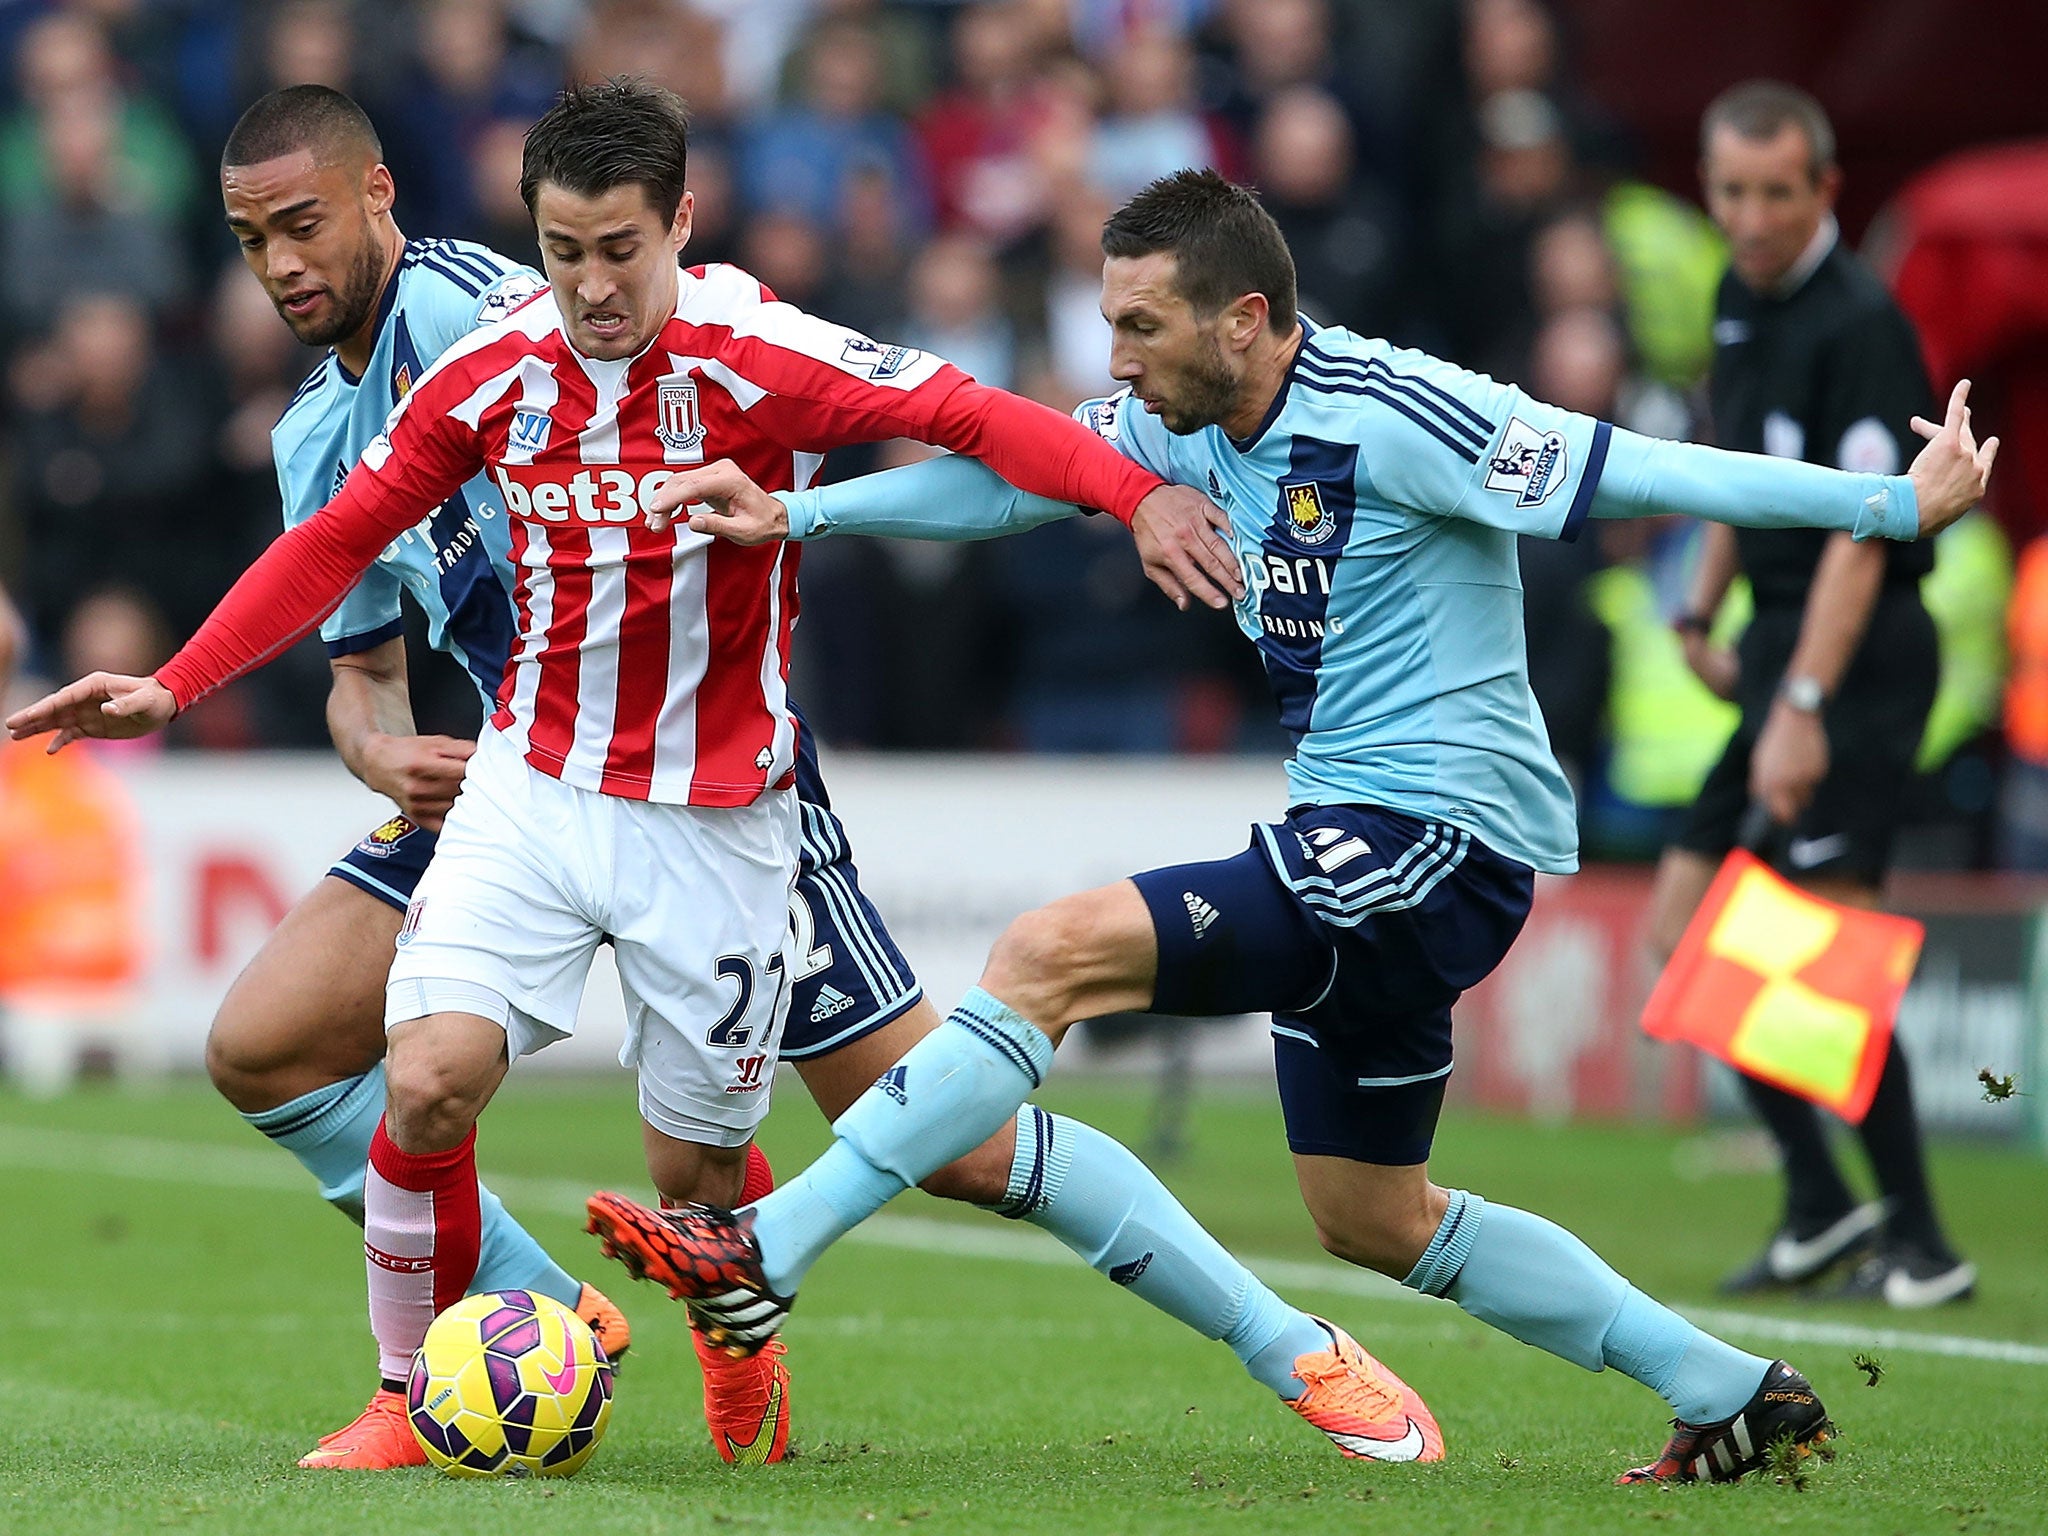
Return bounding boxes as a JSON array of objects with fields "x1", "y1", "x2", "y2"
[
  {"x1": 997, "y1": 1107, "x2": 1329, "y2": 1400},
  {"x1": 1405, "y1": 1190, "x2": 1770, "y2": 1423},
  {"x1": 242, "y1": 1065, "x2": 580, "y2": 1309},
  {"x1": 750, "y1": 987, "x2": 1053, "y2": 1296}
]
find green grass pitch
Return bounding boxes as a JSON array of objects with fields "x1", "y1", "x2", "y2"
[{"x1": 1, "y1": 1074, "x2": 2042, "y2": 1534}]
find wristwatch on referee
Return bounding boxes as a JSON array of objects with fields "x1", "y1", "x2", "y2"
[{"x1": 1777, "y1": 673, "x2": 1827, "y2": 714}]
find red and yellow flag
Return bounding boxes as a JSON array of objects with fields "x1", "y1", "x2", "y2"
[{"x1": 1641, "y1": 851, "x2": 1922, "y2": 1123}]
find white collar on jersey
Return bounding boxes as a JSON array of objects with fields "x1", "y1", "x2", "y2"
[{"x1": 1768, "y1": 213, "x2": 1839, "y2": 299}]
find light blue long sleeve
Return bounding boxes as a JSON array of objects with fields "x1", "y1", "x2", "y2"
[
  {"x1": 782, "y1": 453, "x2": 1081, "y2": 542},
  {"x1": 1588, "y1": 426, "x2": 1920, "y2": 540}
]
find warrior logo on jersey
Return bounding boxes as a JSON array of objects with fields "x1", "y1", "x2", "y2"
[
  {"x1": 509, "y1": 408, "x2": 552, "y2": 456},
  {"x1": 1281, "y1": 479, "x2": 1337, "y2": 546},
  {"x1": 1486, "y1": 416, "x2": 1568, "y2": 508},
  {"x1": 838, "y1": 336, "x2": 917, "y2": 380},
  {"x1": 657, "y1": 377, "x2": 705, "y2": 453},
  {"x1": 356, "y1": 814, "x2": 420, "y2": 858}
]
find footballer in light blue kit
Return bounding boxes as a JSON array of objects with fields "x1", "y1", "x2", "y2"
[
  {"x1": 633, "y1": 171, "x2": 1994, "y2": 1484},
  {"x1": 226, "y1": 92, "x2": 1416, "y2": 1472}
]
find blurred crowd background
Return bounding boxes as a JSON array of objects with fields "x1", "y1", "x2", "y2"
[{"x1": 3, "y1": 0, "x2": 2047, "y2": 868}]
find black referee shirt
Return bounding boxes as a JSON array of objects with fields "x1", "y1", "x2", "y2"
[{"x1": 1709, "y1": 227, "x2": 1937, "y2": 614}]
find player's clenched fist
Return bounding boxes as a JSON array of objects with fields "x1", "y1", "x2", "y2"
[
  {"x1": 6, "y1": 671, "x2": 178, "y2": 752},
  {"x1": 644, "y1": 458, "x2": 790, "y2": 543},
  {"x1": 1909, "y1": 378, "x2": 1999, "y2": 537}
]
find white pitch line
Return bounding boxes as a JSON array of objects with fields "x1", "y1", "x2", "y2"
[{"x1": 6, "y1": 1122, "x2": 2046, "y2": 1368}]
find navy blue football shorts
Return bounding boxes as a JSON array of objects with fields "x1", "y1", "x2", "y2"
[
  {"x1": 327, "y1": 704, "x2": 923, "y2": 1059},
  {"x1": 1133, "y1": 805, "x2": 1535, "y2": 1166}
]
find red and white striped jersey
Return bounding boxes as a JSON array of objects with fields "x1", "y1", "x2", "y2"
[
  {"x1": 329, "y1": 266, "x2": 970, "y2": 805},
  {"x1": 156, "y1": 263, "x2": 1165, "y2": 805}
]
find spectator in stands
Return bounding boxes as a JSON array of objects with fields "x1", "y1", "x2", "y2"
[
  {"x1": 380, "y1": 0, "x2": 560, "y2": 236},
  {"x1": 1251, "y1": 84, "x2": 1399, "y2": 334},
  {"x1": 902, "y1": 234, "x2": 1015, "y2": 390},
  {"x1": 738, "y1": 17, "x2": 924, "y2": 229},
  {"x1": 465, "y1": 116, "x2": 542, "y2": 258},
  {"x1": 8, "y1": 293, "x2": 212, "y2": 650},
  {"x1": 257, "y1": 0, "x2": 357, "y2": 95},
  {"x1": 1036, "y1": 185, "x2": 1117, "y2": 403},
  {"x1": 916, "y1": 1, "x2": 1056, "y2": 243},
  {"x1": 1088, "y1": 27, "x2": 1232, "y2": 202},
  {"x1": 569, "y1": 0, "x2": 726, "y2": 120},
  {"x1": 740, "y1": 207, "x2": 833, "y2": 316},
  {"x1": 823, "y1": 161, "x2": 913, "y2": 341},
  {"x1": 2, "y1": 88, "x2": 190, "y2": 332},
  {"x1": 1, "y1": 9, "x2": 195, "y2": 222},
  {"x1": 0, "y1": 578, "x2": 21, "y2": 697}
]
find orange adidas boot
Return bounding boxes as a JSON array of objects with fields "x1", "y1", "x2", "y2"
[
  {"x1": 1286, "y1": 1318, "x2": 1444, "y2": 1462},
  {"x1": 297, "y1": 1388, "x2": 426, "y2": 1470}
]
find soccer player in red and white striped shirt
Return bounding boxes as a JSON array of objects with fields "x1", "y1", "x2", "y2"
[{"x1": 10, "y1": 79, "x2": 1232, "y2": 1466}]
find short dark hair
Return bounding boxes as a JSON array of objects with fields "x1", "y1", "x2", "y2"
[
  {"x1": 1701, "y1": 80, "x2": 1836, "y2": 182},
  {"x1": 521, "y1": 77, "x2": 689, "y2": 219},
  {"x1": 222, "y1": 84, "x2": 381, "y2": 171},
  {"x1": 1101, "y1": 169, "x2": 1297, "y2": 332}
]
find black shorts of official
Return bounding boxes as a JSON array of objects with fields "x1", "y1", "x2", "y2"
[
  {"x1": 1674, "y1": 599, "x2": 1938, "y2": 886},
  {"x1": 1133, "y1": 805, "x2": 1535, "y2": 1167},
  {"x1": 327, "y1": 703, "x2": 925, "y2": 1058}
]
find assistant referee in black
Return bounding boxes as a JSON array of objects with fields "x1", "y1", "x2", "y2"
[{"x1": 1644, "y1": 81, "x2": 1973, "y2": 1308}]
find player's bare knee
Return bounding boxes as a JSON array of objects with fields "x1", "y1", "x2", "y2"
[
  {"x1": 383, "y1": 1051, "x2": 486, "y2": 1150},
  {"x1": 1310, "y1": 1187, "x2": 1444, "y2": 1278},
  {"x1": 204, "y1": 995, "x2": 284, "y2": 1111},
  {"x1": 918, "y1": 1132, "x2": 1014, "y2": 1206},
  {"x1": 984, "y1": 899, "x2": 1101, "y2": 1026}
]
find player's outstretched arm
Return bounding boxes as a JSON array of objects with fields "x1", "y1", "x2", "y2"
[
  {"x1": 1588, "y1": 382, "x2": 1992, "y2": 540},
  {"x1": 650, "y1": 453, "x2": 1080, "y2": 544},
  {"x1": 1907, "y1": 378, "x2": 1999, "y2": 535},
  {"x1": 7, "y1": 671, "x2": 176, "y2": 749},
  {"x1": 652, "y1": 453, "x2": 1241, "y2": 609}
]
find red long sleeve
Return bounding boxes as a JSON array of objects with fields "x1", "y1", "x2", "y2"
[
  {"x1": 708, "y1": 301, "x2": 1164, "y2": 523},
  {"x1": 154, "y1": 475, "x2": 427, "y2": 709},
  {"x1": 921, "y1": 376, "x2": 1160, "y2": 524}
]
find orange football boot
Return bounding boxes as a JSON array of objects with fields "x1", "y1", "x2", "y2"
[
  {"x1": 297, "y1": 1388, "x2": 426, "y2": 1470},
  {"x1": 1286, "y1": 1318, "x2": 1444, "y2": 1462},
  {"x1": 693, "y1": 1325, "x2": 792, "y2": 1464},
  {"x1": 575, "y1": 1282, "x2": 632, "y2": 1366}
]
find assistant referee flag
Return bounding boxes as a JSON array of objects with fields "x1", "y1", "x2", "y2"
[{"x1": 1641, "y1": 851, "x2": 1922, "y2": 1123}]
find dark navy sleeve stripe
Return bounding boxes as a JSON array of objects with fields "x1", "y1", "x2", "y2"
[
  {"x1": 1304, "y1": 344, "x2": 1495, "y2": 437},
  {"x1": 439, "y1": 246, "x2": 504, "y2": 285},
  {"x1": 418, "y1": 255, "x2": 486, "y2": 297},
  {"x1": 325, "y1": 617, "x2": 406, "y2": 657},
  {"x1": 1558, "y1": 419, "x2": 1613, "y2": 543},
  {"x1": 1294, "y1": 360, "x2": 1490, "y2": 450},
  {"x1": 279, "y1": 366, "x2": 329, "y2": 418},
  {"x1": 1297, "y1": 376, "x2": 1481, "y2": 462}
]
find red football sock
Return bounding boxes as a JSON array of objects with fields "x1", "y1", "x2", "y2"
[
  {"x1": 741, "y1": 1143, "x2": 776, "y2": 1205},
  {"x1": 365, "y1": 1117, "x2": 481, "y2": 1381}
]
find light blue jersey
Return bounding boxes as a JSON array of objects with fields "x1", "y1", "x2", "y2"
[
  {"x1": 1081, "y1": 320, "x2": 1604, "y2": 872},
  {"x1": 783, "y1": 317, "x2": 1921, "y2": 875},
  {"x1": 272, "y1": 237, "x2": 545, "y2": 702}
]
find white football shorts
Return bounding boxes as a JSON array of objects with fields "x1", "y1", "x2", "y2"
[{"x1": 384, "y1": 727, "x2": 798, "y2": 1145}]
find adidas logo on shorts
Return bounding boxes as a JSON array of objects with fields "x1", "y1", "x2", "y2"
[
  {"x1": 811, "y1": 984, "x2": 856, "y2": 1024},
  {"x1": 1183, "y1": 891, "x2": 1219, "y2": 940}
]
